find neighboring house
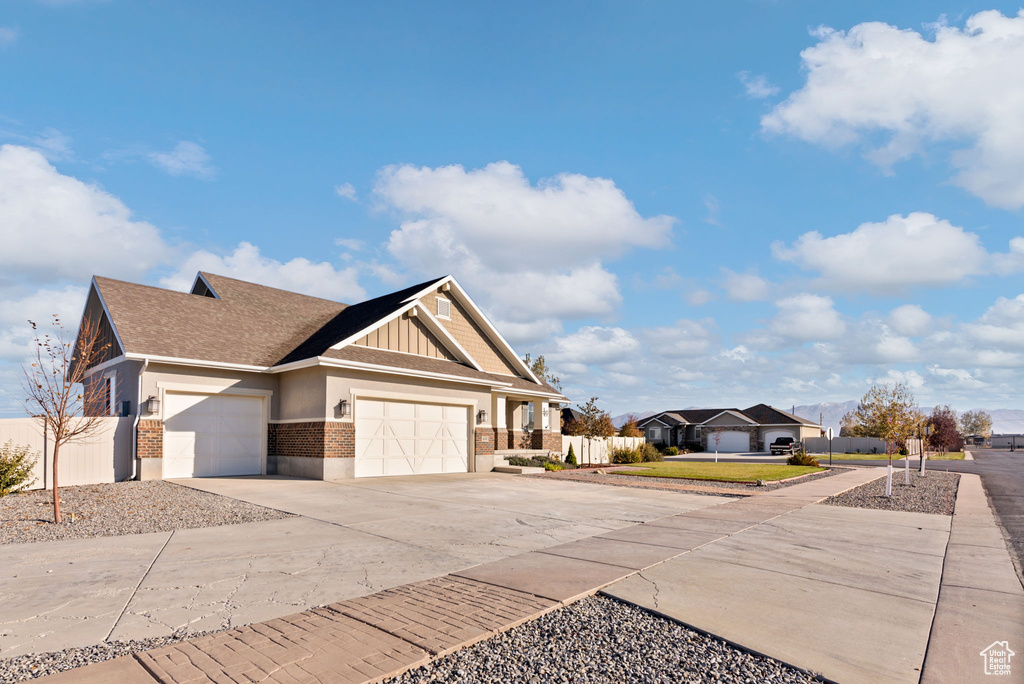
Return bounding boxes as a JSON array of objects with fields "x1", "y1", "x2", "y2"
[
  {"x1": 75, "y1": 272, "x2": 566, "y2": 481},
  {"x1": 636, "y1": 405, "x2": 822, "y2": 453},
  {"x1": 561, "y1": 407, "x2": 583, "y2": 434}
]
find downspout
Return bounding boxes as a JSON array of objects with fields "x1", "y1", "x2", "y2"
[{"x1": 131, "y1": 359, "x2": 149, "y2": 481}]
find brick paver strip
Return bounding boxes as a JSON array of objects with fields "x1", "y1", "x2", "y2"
[
  {"x1": 137, "y1": 608, "x2": 432, "y2": 684},
  {"x1": 327, "y1": 575, "x2": 557, "y2": 656}
]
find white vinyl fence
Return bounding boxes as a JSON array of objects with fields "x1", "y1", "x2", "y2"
[
  {"x1": 0, "y1": 417, "x2": 134, "y2": 490},
  {"x1": 561, "y1": 435, "x2": 645, "y2": 465},
  {"x1": 804, "y1": 436, "x2": 888, "y2": 454}
]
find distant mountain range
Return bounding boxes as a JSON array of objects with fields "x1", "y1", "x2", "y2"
[{"x1": 611, "y1": 403, "x2": 1024, "y2": 434}]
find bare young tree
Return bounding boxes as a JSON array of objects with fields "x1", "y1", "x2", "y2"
[{"x1": 22, "y1": 315, "x2": 111, "y2": 524}]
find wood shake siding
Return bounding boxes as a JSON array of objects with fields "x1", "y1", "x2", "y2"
[
  {"x1": 431, "y1": 288, "x2": 518, "y2": 375},
  {"x1": 353, "y1": 311, "x2": 455, "y2": 360},
  {"x1": 81, "y1": 288, "x2": 123, "y2": 366}
]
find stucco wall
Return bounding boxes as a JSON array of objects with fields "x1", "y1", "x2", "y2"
[
  {"x1": 277, "y1": 366, "x2": 328, "y2": 421},
  {"x1": 703, "y1": 412, "x2": 756, "y2": 428},
  {"x1": 141, "y1": 363, "x2": 281, "y2": 420}
]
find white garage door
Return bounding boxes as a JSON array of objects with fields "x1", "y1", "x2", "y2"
[
  {"x1": 163, "y1": 393, "x2": 264, "y2": 478},
  {"x1": 763, "y1": 429, "x2": 797, "y2": 452},
  {"x1": 708, "y1": 431, "x2": 750, "y2": 453},
  {"x1": 355, "y1": 399, "x2": 469, "y2": 477}
]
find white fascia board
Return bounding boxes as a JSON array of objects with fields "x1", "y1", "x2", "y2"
[
  {"x1": 639, "y1": 416, "x2": 670, "y2": 427},
  {"x1": 401, "y1": 275, "x2": 452, "y2": 305},
  {"x1": 87, "y1": 278, "x2": 127, "y2": 357},
  {"x1": 302, "y1": 356, "x2": 511, "y2": 389},
  {"x1": 190, "y1": 272, "x2": 221, "y2": 298},
  {"x1": 124, "y1": 353, "x2": 270, "y2": 373},
  {"x1": 83, "y1": 354, "x2": 130, "y2": 378},
  {"x1": 432, "y1": 277, "x2": 541, "y2": 384},
  {"x1": 494, "y1": 386, "x2": 567, "y2": 401},
  {"x1": 701, "y1": 410, "x2": 758, "y2": 425},
  {"x1": 411, "y1": 303, "x2": 485, "y2": 371},
  {"x1": 328, "y1": 300, "x2": 419, "y2": 351},
  {"x1": 760, "y1": 422, "x2": 821, "y2": 428}
]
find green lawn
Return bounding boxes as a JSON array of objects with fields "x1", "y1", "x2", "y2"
[
  {"x1": 616, "y1": 461, "x2": 825, "y2": 483},
  {"x1": 928, "y1": 451, "x2": 965, "y2": 460}
]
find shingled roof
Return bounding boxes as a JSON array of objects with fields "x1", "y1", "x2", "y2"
[
  {"x1": 638, "y1": 404, "x2": 818, "y2": 427},
  {"x1": 91, "y1": 272, "x2": 563, "y2": 400}
]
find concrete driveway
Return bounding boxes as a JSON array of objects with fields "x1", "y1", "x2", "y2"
[{"x1": 0, "y1": 473, "x2": 728, "y2": 658}]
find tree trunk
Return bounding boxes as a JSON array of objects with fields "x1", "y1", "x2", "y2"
[{"x1": 52, "y1": 442, "x2": 61, "y2": 524}]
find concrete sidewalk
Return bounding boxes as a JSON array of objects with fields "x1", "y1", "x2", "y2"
[{"x1": 36, "y1": 467, "x2": 891, "y2": 684}]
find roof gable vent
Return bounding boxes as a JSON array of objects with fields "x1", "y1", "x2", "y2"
[{"x1": 436, "y1": 297, "x2": 451, "y2": 319}]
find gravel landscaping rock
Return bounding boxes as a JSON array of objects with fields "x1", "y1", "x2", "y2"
[
  {"x1": 822, "y1": 469, "x2": 960, "y2": 515},
  {"x1": 0, "y1": 631, "x2": 213, "y2": 683},
  {"x1": 389, "y1": 595, "x2": 821, "y2": 683},
  {"x1": 0, "y1": 481, "x2": 292, "y2": 545}
]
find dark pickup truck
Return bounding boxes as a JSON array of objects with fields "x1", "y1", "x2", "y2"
[{"x1": 770, "y1": 437, "x2": 799, "y2": 455}]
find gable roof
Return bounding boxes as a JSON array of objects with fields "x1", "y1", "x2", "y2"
[
  {"x1": 636, "y1": 404, "x2": 821, "y2": 427},
  {"x1": 276, "y1": 276, "x2": 446, "y2": 365},
  {"x1": 89, "y1": 272, "x2": 566, "y2": 399},
  {"x1": 93, "y1": 273, "x2": 345, "y2": 367}
]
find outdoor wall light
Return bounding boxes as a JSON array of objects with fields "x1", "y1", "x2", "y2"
[
  {"x1": 339, "y1": 399, "x2": 351, "y2": 416},
  {"x1": 145, "y1": 396, "x2": 160, "y2": 414},
  {"x1": 477, "y1": 409, "x2": 487, "y2": 424}
]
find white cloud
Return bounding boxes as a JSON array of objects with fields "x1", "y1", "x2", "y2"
[
  {"x1": 644, "y1": 320, "x2": 715, "y2": 359},
  {"x1": 738, "y1": 71, "x2": 779, "y2": 98},
  {"x1": 335, "y1": 238, "x2": 364, "y2": 251},
  {"x1": 687, "y1": 289, "x2": 714, "y2": 306},
  {"x1": 0, "y1": 27, "x2": 17, "y2": 48},
  {"x1": 376, "y1": 161, "x2": 675, "y2": 342},
  {"x1": 889, "y1": 304, "x2": 932, "y2": 337},
  {"x1": 869, "y1": 369, "x2": 925, "y2": 389},
  {"x1": 721, "y1": 269, "x2": 770, "y2": 301},
  {"x1": 0, "y1": 144, "x2": 168, "y2": 283},
  {"x1": 550, "y1": 326, "x2": 640, "y2": 367},
  {"x1": 771, "y1": 212, "x2": 1014, "y2": 291},
  {"x1": 334, "y1": 183, "x2": 358, "y2": 201},
  {"x1": 148, "y1": 141, "x2": 215, "y2": 179},
  {"x1": 873, "y1": 330, "x2": 918, "y2": 363},
  {"x1": 763, "y1": 10, "x2": 1024, "y2": 208},
  {"x1": 161, "y1": 242, "x2": 365, "y2": 302},
  {"x1": 770, "y1": 293, "x2": 846, "y2": 341},
  {"x1": 965, "y1": 294, "x2": 1024, "y2": 349},
  {"x1": 0, "y1": 286, "x2": 87, "y2": 362}
]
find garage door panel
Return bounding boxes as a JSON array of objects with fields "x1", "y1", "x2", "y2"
[
  {"x1": 355, "y1": 399, "x2": 468, "y2": 477},
  {"x1": 709, "y1": 431, "x2": 750, "y2": 453},
  {"x1": 163, "y1": 392, "x2": 264, "y2": 478}
]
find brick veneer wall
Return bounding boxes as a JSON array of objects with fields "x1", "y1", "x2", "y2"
[
  {"x1": 494, "y1": 428, "x2": 509, "y2": 450},
  {"x1": 474, "y1": 428, "x2": 495, "y2": 456},
  {"x1": 269, "y1": 421, "x2": 355, "y2": 459},
  {"x1": 531, "y1": 429, "x2": 562, "y2": 453},
  {"x1": 701, "y1": 425, "x2": 761, "y2": 452},
  {"x1": 137, "y1": 420, "x2": 163, "y2": 458}
]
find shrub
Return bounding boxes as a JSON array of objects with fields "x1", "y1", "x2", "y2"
[
  {"x1": 641, "y1": 443, "x2": 664, "y2": 462},
  {"x1": 611, "y1": 447, "x2": 642, "y2": 464},
  {"x1": 787, "y1": 450, "x2": 819, "y2": 467},
  {"x1": 544, "y1": 462, "x2": 564, "y2": 472},
  {"x1": 565, "y1": 443, "x2": 577, "y2": 466},
  {"x1": 662, "y1": 446, "x2": 679, "y2": 456},
  {"x1": 508, "y1": 455, "x2": 551, "y2": 467},
  {"x1": 0, "y1": 442, "x2": 37, "y2": 496}
]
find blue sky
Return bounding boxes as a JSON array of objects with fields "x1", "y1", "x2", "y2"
[{"x1": 1, "y1": 1, "x2": 1023, "y2": 417}]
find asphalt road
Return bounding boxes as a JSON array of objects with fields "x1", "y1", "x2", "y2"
[{"x1": 681, "y1": 449, "x2": 1024, "y2": 584}]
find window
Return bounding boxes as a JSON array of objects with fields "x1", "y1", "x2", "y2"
[
  {"x1": 436, "y1": 297, "x2": 451, "y2": 319},
  {"x1": 694, "y1": 426, "x2": 702, "y2": 438},
  {"x1": 649, "y1": 427, "x2": 661, "y2": 440},
  {"x1": 523, "y1": 403, "x2": 534, "y2": 431}
]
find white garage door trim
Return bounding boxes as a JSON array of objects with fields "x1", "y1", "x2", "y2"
[
  {"x1": 158, "y1": 384, "x2": 271, "y2": 478},
  {"x1": 763, "y1": 429, "x2": 797, "y2": 452},
  {"x1": 351, "y1": 390, "x2": 474, "y2": 478},
  {"x1": 707, "y1": 431, "x2": 750, "y2": 453}
]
